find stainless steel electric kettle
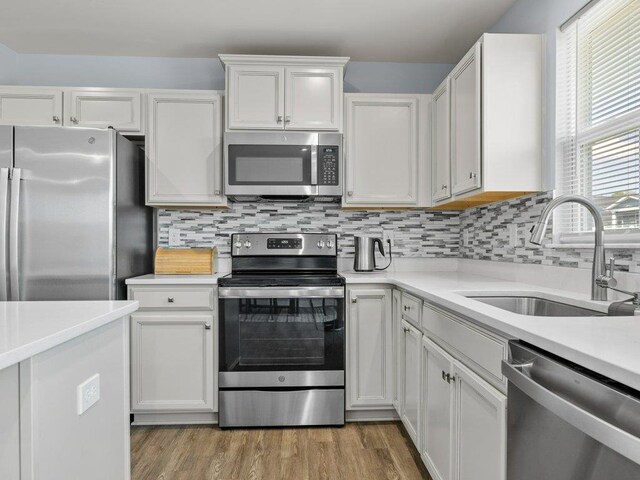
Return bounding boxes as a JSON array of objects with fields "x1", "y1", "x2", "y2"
[{"x1": 353, "y1": 236, "x2": 392, "y2": 272}]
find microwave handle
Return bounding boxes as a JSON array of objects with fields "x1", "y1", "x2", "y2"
[{"x1": 311, "y1": 146, "x2": 318, "y2": 185}]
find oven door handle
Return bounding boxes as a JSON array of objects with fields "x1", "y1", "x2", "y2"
[
  {"x1": 502, "y1": 359, "x2": 640, "y2": 465},
  {"x1": 219, "y1": 286, "x2": 344, "y2": 299}
]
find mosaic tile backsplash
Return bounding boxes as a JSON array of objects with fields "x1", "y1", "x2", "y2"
[
  {"x1": 459, "y1": 192, "x2": 640, "y2": 273},
  {"x1": 158, "y1": 203, "x2": 460, "y2": 258}
]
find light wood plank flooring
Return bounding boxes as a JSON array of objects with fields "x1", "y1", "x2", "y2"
[{"x1": 131, "y1": 422, "x2": 431, "y2": 480}]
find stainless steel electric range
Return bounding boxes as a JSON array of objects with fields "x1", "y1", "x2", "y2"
[{"x1": 217, "y1": 232, "x2": 345, "y2": 428}]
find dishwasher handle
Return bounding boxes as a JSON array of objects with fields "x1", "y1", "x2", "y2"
[{"x1": 503, "y1": 358, "x2": 640, "y2": 465}]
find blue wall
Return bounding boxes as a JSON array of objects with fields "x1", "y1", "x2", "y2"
[
  {"x1": 489, "y1": 0, "x2": 589, "y2": 190},
  {"x1": 0, "y1": 43, "x2": 453, "y2": 94}
]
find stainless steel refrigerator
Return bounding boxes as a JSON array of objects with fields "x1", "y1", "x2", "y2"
[{"x1": 0, "y1": 125, "x2": 153, "y2": 301}]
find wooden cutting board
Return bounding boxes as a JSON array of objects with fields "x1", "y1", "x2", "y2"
[{"x1": 154, "y1": 247, "x2": 217, "y2": 275}]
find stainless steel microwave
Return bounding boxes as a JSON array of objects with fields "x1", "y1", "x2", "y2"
[{"x1": 224, "y1": 131, "x2": 342, "y2": 198}]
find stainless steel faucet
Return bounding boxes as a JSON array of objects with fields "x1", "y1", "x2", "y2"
[{"x1": 529, "y1": 195, "x2": 607, "y2": 301}]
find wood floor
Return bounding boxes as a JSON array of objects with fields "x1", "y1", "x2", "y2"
[{"x1": 131, "y1": 422, "x2": 432, "y2": 480}]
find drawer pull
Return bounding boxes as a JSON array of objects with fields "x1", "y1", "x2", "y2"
[
  {"x1": 167, "y1": 297, "x2": 175, "y2": 303},
  {"x1": 204, "y1": 323, "x2": 212, "y2": 330}
]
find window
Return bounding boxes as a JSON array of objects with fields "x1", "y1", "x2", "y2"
[{"x1": 556, "y1": 0, "x2": 640, "y2": 243}]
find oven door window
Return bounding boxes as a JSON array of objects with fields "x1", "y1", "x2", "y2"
[
  {"x1": 220, "y1": 296, "x2": 344, "y2": 371},
  {"x1": 227, "y1": 145, "x2": 312, "y2": 185}
]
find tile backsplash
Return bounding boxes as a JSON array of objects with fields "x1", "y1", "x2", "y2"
[
  {"x1": 459, "y1": 192, "x2": 640, "y2": 273},
  {"x1": 158, "y1": 202, "x2": 460, "y2": 258}
]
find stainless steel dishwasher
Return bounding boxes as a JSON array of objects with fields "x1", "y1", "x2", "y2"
[{"x1": 503, "y1": 341, "x2": 640, "y2": 479}]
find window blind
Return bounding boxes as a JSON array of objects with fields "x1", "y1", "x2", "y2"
[{"x1": 556, "y1": 0, "x2": 640, "y2": 240}]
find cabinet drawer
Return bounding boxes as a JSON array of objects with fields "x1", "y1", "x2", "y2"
[
  {"x1": 401, "y1": 292, "x2": 422, "y2": 327},
  {"x1": 422, "y1": 303, "x2": 507, "y2": 391},
  {"x1": 130, "y1": 287, "x2": 214, "y2": 310}
]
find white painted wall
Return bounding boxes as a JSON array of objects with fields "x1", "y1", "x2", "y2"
[{"x1": 0, "y1": 42, "x2": 453, "y2": 94}]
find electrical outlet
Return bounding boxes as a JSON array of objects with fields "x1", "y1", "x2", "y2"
[
  {"x1": 168, "y1": 228, "x2": 181, "y2": 247},
  {"x1": 77, "y1": 373, "x2": 100, "y2": 415},
  {"x1": 508, "y1": 224, "x2": 518, "y2": 247},
  {"x1": 382, "y1": 230, "x2": 394, "y2": 247}
]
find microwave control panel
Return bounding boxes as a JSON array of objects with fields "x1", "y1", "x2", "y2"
[{"x1": 318, "y1": 146, "x2": 339, "y2": 186}]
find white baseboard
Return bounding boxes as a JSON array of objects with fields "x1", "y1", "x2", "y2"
[
  {"x1": 346, "y1": 409, "x2": 399, "y2": 422},
  {"x1": 131, "y1": 412, "x2": 217, "y2": 426}
]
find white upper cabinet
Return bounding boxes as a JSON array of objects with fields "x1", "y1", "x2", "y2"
[
  {"x1": 433, "y1": 33, "x2": 543, "y2": 209},
  {"x1": 344, "y1": 93, "x2": 430, "y2": 207},
  {"x1": 66, "y1": 89, "x2": 143, "y2": 133},
  {"x1": 146, "y1": 91, "x2": 225, "y2": 207},
  {"x1": 450, "y1": 43, "x2": 482, "y2": 196},
  {"x1": 347, "y1": 287, "x2": 393, "y2": 409},
  {"x1": 285, "y1": 67, "x2": 342, "y2": 130},
  {"x1": 432, "y1": 78, "x2": 451, "y2": 203},
  {"x1": 0, "y1": 87, "x2": 63, "y2": 126},
  {"x1": 220, "y1": 55, "x2": 348, "y2": 132},
  {"x1": 226, "y1": 65, "x2": 285, "y2": 130}
]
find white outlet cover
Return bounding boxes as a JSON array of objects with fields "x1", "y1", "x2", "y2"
[
  {"x1": 77, "y1": 373, "x2": 100, "y2": 415},
  {"x1": 168, "y1": 228, "x2": 180, "y2": 247}
]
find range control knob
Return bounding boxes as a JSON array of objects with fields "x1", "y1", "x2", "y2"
[
  {"x1": 326, "y1": 241, "x2": 334, "y2": 249},
  {"x1": 244, "y1": 240, "x2": 252, "y2": 248},
  {"x1": 317, "y1": 240, "x2": 325, "y2": 248},
  {"x1": 234, "y1": 241, "x2": 243, "y2": 248}
]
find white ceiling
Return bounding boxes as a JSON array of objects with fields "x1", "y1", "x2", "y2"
[{"x1": 0, "y1": 0, "x2": 516, "y2": 63}]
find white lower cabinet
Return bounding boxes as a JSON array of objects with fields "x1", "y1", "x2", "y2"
[
  {"x1": 128, "y1": 285, "x2": 217, "y2": 422},
  {"x1": 347, "y1": 286, "x2": 393, "y2": 409},
  {"x1": 454, "y1": 362, "x2": 506, "y2": 480},
  {"x1": 420, "y1": 333, "x2": 506, "y2": 480},
  {"x1": 400, "y1": 319, "x2": 422, "y2": 446},
  {"x1": 392, "y1": 289, "x2": 403, "y2": 411},
  {"x1": 421, "y1": 336, "x2": 455, "y2": 480},
  {"x1": 131, "y1": 312, "x2": 215, "y2": 412}
]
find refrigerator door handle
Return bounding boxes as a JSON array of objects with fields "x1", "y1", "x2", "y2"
[
  {"x1": 0, "y1": 168, "x2": 9, "y2": 301},
  {"x1": 9, "y1": 168, "x2": 21, "y2": 301}
]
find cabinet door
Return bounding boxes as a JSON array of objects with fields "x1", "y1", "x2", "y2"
[
  {"x1": 454, "y1": 361, "x2": 506, "y2": 480},
  {"x1": 0, "y1": 89, "x2": 63, "y2": 126},
  {"x1": 432, "y1": 78, "x2": 451, "y2": 203},
  {"x1": 451, "y1": 42, "x2": 482, "y2": 195},
  {"x1": 67, "y1": 89, "x2": 143, "y2": 133},
  {"x1": 345, "y1": 95, "x2": 419, "y2": 206},
  {"x1": 227, "y1": 65, "x2": 285, "y2": 130},
  {"x1": 0, "y1": 364, "x2": 19, "y2": 480},
  {"x1": 146, "y1": 92, "x2": 224, "y2": 206},
  {"x1": 347, "y1": 287, "x2": 393, "y2": 409},
  {"x1": 421, "y1": 336, "x2": 455, "y2": 480},
  {"x1": 131, "y1": 312, "x2": 215, "y2": 412},
  {"x1": 392, "y1": 289, "x2": 403, "y2": 412},
  {"x1": 284, "y1": 67, "x2": 341, "y2": 131},
  {"x1": 401, "y1": 319, "x2": 422, "y2": 447}
]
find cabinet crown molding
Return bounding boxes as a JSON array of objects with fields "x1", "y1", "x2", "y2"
[{"x1": 219, "y1": 54, "x2": 350, "y2": 68}]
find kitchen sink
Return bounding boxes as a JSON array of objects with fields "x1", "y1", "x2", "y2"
[{"x1": 467, "y1": 296, "x2": 604, "y2": 317}]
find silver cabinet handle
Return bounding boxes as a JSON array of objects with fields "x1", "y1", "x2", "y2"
[
  {"x1": 52, "y1": 115, "x2": 60, "y2": 123},
  {"x1": 70, "y1": 116, "x2": 79, "y2": 124},
  {"x1": 469, "y1": 172, "x2": 477, "y2": 179},
  {"x1": 277, "y1": 115, "x2": 283, "y2": 123},
  {"x1": 441, "y1": 184, "x2": 448, "y2": 190},
  {"x1": 285, "y1": 116, "x2": 291, "y2": 123},
  {"x1": 204, "y1": 323, "x2": 212, "y2": 330},
  {"x1": 214, "y1": 189, "x2": 221, "y2": 196},
  {"x1": 403, "y1": 305, "x2": 410, "y2": 311},
  {"x1": 9, "y1": 169, "x2": 21, "y2": 301},
  {"x1": 351, "y1": 297, "x2": 357, "y2": 303},
  {"x1": 347, "y1": 191, "x2": 353, "y2": 196},
  {"x1": 167, "y1": 297, "x2": 175, "y2": 303}
]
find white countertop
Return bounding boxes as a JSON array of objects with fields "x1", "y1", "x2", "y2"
[
  {"x1": 126, "y1": 268, "x2": 640, "y2": 390},
  {"x1": 345, "y1": 270, "x2": 640, "y2": 391},
  {"x1": 0, "y1": 301, "x2": 138, "y2": 371}
]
